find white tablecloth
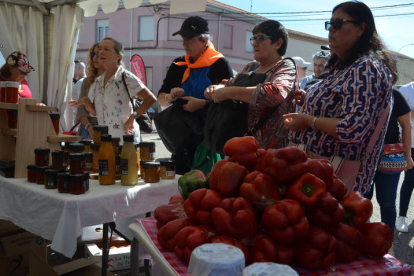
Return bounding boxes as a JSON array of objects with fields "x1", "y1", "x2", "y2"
[{"x1": 0, "y1": 176, "x2": 180, "y2": 258}]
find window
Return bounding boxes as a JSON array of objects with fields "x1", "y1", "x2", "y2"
[
  {"x1": 145, "y1": 67, "x2": 153, "y2": 90},
  {"x1": 245, "y1": 30, "x2": 253, "y2": 53},
  {"x1": 96, "y1": 19, "x2": 109, "y2": 42},
  {"x1": 139, "y1": 16, "x2": 154, "y2": 41},
  {"x1": 223, "y1": 24, "x2": 233, "y2": 49}
]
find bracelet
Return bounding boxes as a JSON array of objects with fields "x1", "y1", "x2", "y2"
[
  {"x1": 310, "y1": 116, "x2": 318, "y2": 130},
  {"x1": 85, "y1": 123, "x2": 92, "y2": 130},
  {"x1": 165, "y1": 94, "x2": 173, "y2": 104}
]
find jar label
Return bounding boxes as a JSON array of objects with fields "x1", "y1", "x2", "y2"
[
  {"x1": 166, "y1": 170, "x2": 175, "y2": 177},
  {"x1": 47, "y1": 179, "x2": 54, "y2": 187},
  {"x1": 150, "y1": 152, "x2": 155, "y2": 159},
  {"x1": 120, "y1": 159, "x2": 128, "y2": 175},
  {"x1": 62, "y1": 160, "x2": 68, "y2": 167},
  {"x1": 99, "y1": 160, "x2": 109, "y2": 175},
  {"x1": 63, "y1": 179, "x2": 69, "y2": 190},
  {"x1": 44, "y1": 155, "x2": 49, "y2": 164},
  {"x1": 86, "y1": 162, "x2": 93, "y2": 169}
]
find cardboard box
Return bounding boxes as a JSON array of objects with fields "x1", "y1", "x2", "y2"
[
  {"x1": 0, "y1": 220, "x2": 20, "y2": 235},
  {"x1": 30, "y1": 251, "x2": 115, "y2": 276},
  {"x1": 0, "y1": 229, "x2": 46, "y2": 276},
  {"x1": 85, "y1": 239, "x2": 140, "y2": 271},
  {"x1": 81, "y1": 225, "x2": 120, "y2": 242}
]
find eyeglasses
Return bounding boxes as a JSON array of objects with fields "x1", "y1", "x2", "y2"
[
  {"x1": 250, "y1": 35, "x2": 273, "y2": 45},
  {"x1": 89, "y1": 52, "x2": 99, "y2": 59},
  {"x1": 325, "y1": 19, "x2": 359, "y2": 31}
]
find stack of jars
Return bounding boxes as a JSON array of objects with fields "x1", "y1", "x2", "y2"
[{"x1": 0, "y1": 81, "x2": 19, "y2": 104}]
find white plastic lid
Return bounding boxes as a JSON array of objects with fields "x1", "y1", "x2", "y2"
[
  {"x1": 5, "y1": 81, "x2": 19, "y2": 88},
  {"x1": 243, "y1": 262, "x2": 299, "y2": 276},
  {"x1": 188, "y1": 243, "x2": 245, "y2": 276},
  {"x1": 0, "y1": 82, "x2": 5, "y2": 87}
]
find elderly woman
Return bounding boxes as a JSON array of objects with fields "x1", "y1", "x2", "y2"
[
  {"x1": 204, "y1": 20, "x2": 298, "y2": 151},
  {"x1": 283, "y1": 1, "x2": 398, "y2": 194}
]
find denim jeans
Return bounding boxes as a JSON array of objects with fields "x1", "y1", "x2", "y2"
[
  {"x1": 365, "y1": 171, "x2": 401, "y2": 232},
  {"x1": 399, "y1": 147, "x2": 414, "y2": 217}
]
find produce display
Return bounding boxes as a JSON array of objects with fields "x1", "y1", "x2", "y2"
[{"x1": 154, "y1": 136, "x2": 393, "y2": 270}]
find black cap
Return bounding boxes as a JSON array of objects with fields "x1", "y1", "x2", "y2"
[
  {"x1": 172, "y1": 16, "x2": 209, "y2": 39},
  {"x1": 321, "y1": 45, "x2": 330, "y2": 50}
]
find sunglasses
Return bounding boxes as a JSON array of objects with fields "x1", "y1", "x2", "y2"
[
  {"x1": 325, "y1": 19, "x2": 359, "y2": 31},
  {"x1": 250, "y1": 35, "x2": 273, "y2": 45},
  {"x1": 89, "y1": 52, "x2": 99, "y2": 59}
]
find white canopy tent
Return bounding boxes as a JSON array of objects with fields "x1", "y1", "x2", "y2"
[{"x1": 0, "y1": 0, "x2": 207, "y2": 131}]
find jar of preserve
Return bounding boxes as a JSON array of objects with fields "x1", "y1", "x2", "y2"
[
  {"x1": 84, "y1": 151, "x2": 93, "y2": 171},
  {"x1": 7, "y1": 109, "x2": 18, "y2": 129},
  {"x1": 45, "y1": 169, "x2": 58, "y2": 189},
  {"x1": 0, "y1": 82, "x2": 6, "y2": 102},
  {"x1": 34, "y1": 148, "x2": 50, "y2": 166},
  {"x1": 141, "y1": 161, "x2": 160, "y2": 183},
  {"x1": 139, "y1": 142, "x2": 155, "y2": 161},
  {"x1": 68, "y1": 142, "x2": 85, "y2": 153},
  {"x1": 83, "y1": 171, "x2": 90, "y2": 191},
  {"x1": 98, "y1": 134, "x2": 115, "y2": 185},
  {"x1": 5, "y1": 81, "x2": 19, "y2": 103},
  {"x1": 69, "y1": 153, "x2": 85, "y2": 174},
  {"x1": 120, "y1": 135, "x2": 137, "y2": 186},
  {"x1": 158, "y1": 159, "x2": 176, "y2": 180},
  {"x1": 36, "y1": 166, "x2": 50, "y2": 185},
  {"x1": 49, "y1": 113, "x2": 60, "y2": 134},
  {"x1": 80, "y1": 139, "x2": 93, "y2": 152},
  {"x1": 27, "y1": 164, "x2": 37, "y2": 183},
  {"x1": 69, "y1": 173, "x2": 86, "y2": 195},
  {"x1": 91, "y1": 143, "x2": 101, "y2": 173},
  {"x1": 57, "y1": 172, "x2": 70, "y2": 193},
  {"x1": 93, "y1": 125, "x2": 108, "y2": 144},
  {"x1": 52, "y1": 151, "x2": 69, "y2": 170}
]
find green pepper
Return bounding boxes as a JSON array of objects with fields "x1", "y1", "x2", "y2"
[{"x1": 178, "y1": 170, "x2": 208, "y2": 200}]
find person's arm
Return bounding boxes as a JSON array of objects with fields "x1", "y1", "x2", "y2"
[
  {"x1": 283, "y1": 113, "x2": 340, "y2": 138},
  {"x1": 157, "y1": 58, "x2": 185, "y2": 107},
  {"x1": 397, "y1": 112, "x2": 413, "y2": 170}
]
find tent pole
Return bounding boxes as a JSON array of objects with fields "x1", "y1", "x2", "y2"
[{"x1": 43, "y1": 13, "x2": 50, "y2": 104}]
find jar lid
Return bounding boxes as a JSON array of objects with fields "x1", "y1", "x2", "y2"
[
  {"x1": 68, "y1": 143, "x2": 85, "y2": 152},
  {"x1": 84, "y1": 151, "x2": 93, "y2": 157},
  {"x1": 57, "y1": 171, "x2": 70, "y2": 178},
  {"x1": 93, "y1": 125, "x2": 109, "y2": 132},
  {"x1": 6, "y1": 81, "x2": 20, "y2": 88},
  {"x1": 111, "y1": 137, "x2": 121, "y2": 145},
  {"x1": 52, "y1": 150, "x2": 68, "y2": 157},
  {"x1": 101, "y1": 134, "x2": 112, "y2": 142},
  {"x1": 123, "y1": 135, "x2": 134, "y2": 143},
  {"x1": 141, "y1": 161, "x2": 160, "y2": 169},
  {"x1": 27, "y1": 164, "x2": 36, "y2": 170},
  {"x1": 158, "y1": 159, "x2": 175, "y2": 166},
  {"x1": 69, "y1": 153, "x2": 85, "y2": 160},
  {"x1": 36, "y1": 166, "x2": 51, "y2": 172},
  {"x1": 139, "y1": 142, "x2": 156, "y2": 149},
  {"x1": 34, "y1": 148, "x2": 50, "y2": 154},
  {"x1": 0, "y1": 82, "x2": 5, "y2": 87},
  {"x1": 80, "y1": 139, "x2": 93, "y2": 146},
  {"x1": 7, "y1": 109, "x2": 18, "y2": 115},
  {"x1": 49, "y1": 113, "x2": 60, "y2": 119},
  {"x1": 70, "y1": 173, "x2": 84, "y2": 181},
  {"x1": 45, "y1": 169, "x2": 58, "y2": 176},
  {"x1": 91, "y1": 143, "x2": 101, "y2": 151}
]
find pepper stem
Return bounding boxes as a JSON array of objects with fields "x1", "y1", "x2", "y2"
[{"x1": 302, "y1": 183, "x2": 315, "y2": 196}]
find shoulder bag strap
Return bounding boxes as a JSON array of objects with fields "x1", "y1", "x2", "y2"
[{"x1": 121, "y1": 71, "x2": 137, "y2": 110}]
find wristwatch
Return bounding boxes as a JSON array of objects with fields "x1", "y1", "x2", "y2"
[{"x1": 132, "y1": 111, "x2": 139, "y2": 118}]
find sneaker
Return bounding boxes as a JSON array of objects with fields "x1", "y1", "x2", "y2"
[{"x1": 396, "y1": 216, "x2": 409, "y2": 232}]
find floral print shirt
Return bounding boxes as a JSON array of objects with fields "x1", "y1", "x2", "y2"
[
  {"x1": 94, "y1": 66, "x2": 146, "y2": 144},
  {"x1": 291, "y1": 56, "x2": 393, "y2": 194}
]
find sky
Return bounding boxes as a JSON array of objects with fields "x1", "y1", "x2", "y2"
[{"x1": 219, "y1": 0, "x2": 414, "y2": 59}]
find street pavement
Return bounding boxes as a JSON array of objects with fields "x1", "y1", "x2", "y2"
[{"x1": 142, "y1": 128, "x2": 414, "y2": 271}]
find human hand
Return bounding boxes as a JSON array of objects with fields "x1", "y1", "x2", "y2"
[
  {"x1": 294, "y1": 90, "x2": 306, "y2": 106},
  {"x1": 124, "y1": 116, "x2": 135, "y2": 134},
  {"x1": 204, "y1": 84, "x2": 225, "y2": 100},
  {"x1": 170, "y1": 87, "x2": 185, "y2": 101},
  {"x1": 69, "y1": 97, "x2": 91, "y2": 107},
  {"x1": 36, "y1": 103, "x2": 46, "y2": 106},
  {"x1": 211, "y1": 87, "x2": 230, "y2": 103},
  {"x1": 181, "y1": 96, "x2": 204, "y2": 112},
  {"x1": 405, "y1": 157, "x2": 414, "y2": 171},
  {"x1": 283, "y1": 113, "x2": 313, "y2": 132}
]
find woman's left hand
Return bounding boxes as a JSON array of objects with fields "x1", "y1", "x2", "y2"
[
  {"x1": 405, "y1": 157, "x2": 414, "y2": 171},
  {"x1": 181, "y1": 96, "x2": 204, "y2": 112},
  {"x1": 124, "y1": 116, "x2": 135, "y2": 134},
  {"x1": 283, "y1": 113, "x2": 314, "y2": 132}
]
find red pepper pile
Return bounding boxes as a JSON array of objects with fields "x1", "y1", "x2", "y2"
[{"x1": 154, "y1": 136, "x2": 393, "y2": 269}]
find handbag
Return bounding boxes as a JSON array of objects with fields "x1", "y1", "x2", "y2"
[
  {"x1": 121, "y1": 72, "x2": 153, "y2": 133},
  {"x1": 191, "y1": 142, "x2": 222, "y2": 175},
  {"x1": 377, "y1": 143, "x2": 407, "y2": 174}
]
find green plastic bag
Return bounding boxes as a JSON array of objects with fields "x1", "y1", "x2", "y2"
[{"x1": 191, "y1": 142, "x2": 222, "y2": 175}]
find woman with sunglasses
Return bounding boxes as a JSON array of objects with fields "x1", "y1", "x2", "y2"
[
  {"x1": 204, "y1": 20, "x2": 298, "y2": 151},
  {"x1": 69, "y1": 43, "x2": 104, "y2": 139},
  {"x1": 283, "y1": 1, "x2": 398, "y2": 194}
]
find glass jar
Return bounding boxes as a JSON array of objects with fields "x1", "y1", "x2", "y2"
[
  {"x1": 27, "y1": 164, "x2": 37, "y2": 183},
  {"x1": 69, "y1": 153, "x2": 85, "y2": 174},
  {"x1": 139, "y1": 142, "x2": 156, "y2": 161},
  {"x1": 84, "y1": 151, "x2": 93, "y2": 171},
  {"x1": 93, "y1": 125, "x2": 108, "y2": 144},
  {"x1": 7, "y1": 109, "x2": 18, "y2": 129},
  {"x1": 69, "y1": 173, "x2": 86, "y2": 195},
  {"x1": 36, "y1": 166, "x2": 50, "y2": 185},
  {"x1": 52, "y1": 151, "x2": 69, "y2": 170},
  {"x1": 5, "y1": 81, "x2": 19, "y2": 103},
  {"x1": 49, "y1": 113, "x2": 60, "y2": 135},
  {"x1": 68, "y1": 142, "x2": 85, "y2": 153},
  {"x1": 141, "y1": 161, "x2": 160, "y2": 183},
  {"x1": 91, "y1": 143, "x2": 101, "y2": 173},
  {"x1": 98, "y1": 134, "x2": 115, "y2": 185},
  {"x1": 80, "y1": 139, "x2": 93, "y2": 152},
  {"x1": 45, "y1": 169, "x2": 58, "y2": 189},
  {"x1": 57, "y1": 172, "x2": 70, "y2": 193},
  {"x1": 120, "y1": 135, "x2": 138, "y2": 186},
  {"x1": 34, "y1": 148, "x2": 50, "y2": 166},
  {"x1": 0, "y1": 82, "x2": 6, "y2": 102},
  {"x1": 158, "y1": 159, "x2": 176, "y2": 180}
]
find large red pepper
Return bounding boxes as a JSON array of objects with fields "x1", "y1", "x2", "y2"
[
  {"x1": 340, "y1": 191, "x2": 373, "y2": 228},
  {"x1": 223, "y1": 136, "x2": 261, "y2": 171},
  {"x1": 211, "y1": 235, "x2": 249, "y2": 262},
  {"x1": 211, "y1": 197, "x2": 259, "y2": 240},
  {"x1": 294, "y1": 226, "x2": 337, "y2": 270},
  {"x1": 307, "y1": 159, "x2": 334, "y2": 189},
  {"x1": 183, "y1": 188, "x2": 222, "y2": 225},
  {"x1": 255, "y1": 147, "x2": 308, "y2": 183},
  {"x1": 169, "y1": 194, "x2": 184, "y2": 204},
  {"x1": 157, "y1": 218, "x2": 194, "y2": 252},
  {"x1": 173, "y1": 225, "x2": 213, "y2": 263},
  {"x1": 360, "y1": 222, "x2": 393, "y2": 258},
  {"x1": 261, "y1": 199, "x2": 309, "y2": 244},
  {"x1": 154, "y1": 202, "x2": 187, "y2": 229},
  {"x1": 328, "y1": 223, "x2": 362, "y2": 263},
  {"x1": 304, "y1": 192, "x2": 345, "y2": 228},
  {"x1": 240, "y1": 171, "x2": 283, "y2": 206},
  {"x1": 210, "y1": 159, "x2": 249, "y2": 197},
  {"x1": 249, "y1": 234, "x2": 294, "y2": 265},
  {"x1": 285, "y1": 173, "x2": 326, "y2": 208},
  {"x1": 328, "y1": 175, "x2": 348, "y2": 201}
]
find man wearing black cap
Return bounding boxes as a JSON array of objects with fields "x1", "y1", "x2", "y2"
[
  {"x1": 300, "y1": 50, "x2": 331, "y2": 90},
  {"x1": 157, "y1": 16, "x2": 233, "y2": 174}
]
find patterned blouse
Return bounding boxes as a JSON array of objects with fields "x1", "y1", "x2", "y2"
[
  {"x1": 94, "y1": 66, "x2": 146, "y2": 144},
  {"x1": 291, "y1": 56, "x2": 393, "y2": 194},
  {"x1": 225, "y1": 58, "x2": 298, "y2": 149}
]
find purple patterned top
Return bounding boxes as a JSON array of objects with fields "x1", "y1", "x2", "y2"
[{"x1": 291, "y1": 56, "x2": 393, "y2": 194}]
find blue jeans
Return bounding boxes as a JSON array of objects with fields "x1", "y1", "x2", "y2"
[
  {"x1": 365, "y1": 171, "x2": 401, "y2": 232},
  {"x1": 78, "y1": 120, "x2": 98, "y2": 139},
  {"x1": 399, "y1": 148, "x2": 414, "y2": 217}
]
